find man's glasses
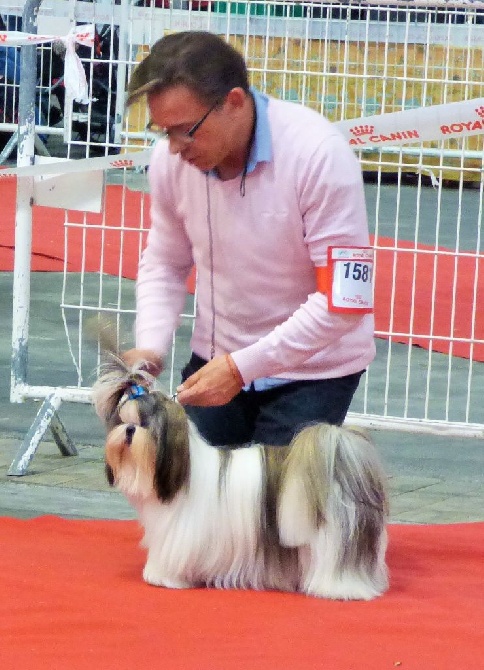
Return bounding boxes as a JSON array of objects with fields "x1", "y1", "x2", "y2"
[{"x1": 147, "y1": 99, "x2": 221, "y2": 144}]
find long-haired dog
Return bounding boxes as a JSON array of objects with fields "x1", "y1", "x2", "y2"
[{"x1": 92, "y1": 356, "x2": 389, "y2": 600}]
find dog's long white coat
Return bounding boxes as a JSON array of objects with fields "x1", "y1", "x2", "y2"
[
  {"x1": 140, "y1": 425, "x2": 268, "y2": 590},
  {"x1": 119, "y1": 421, "x2": 388, "y2": 599}
]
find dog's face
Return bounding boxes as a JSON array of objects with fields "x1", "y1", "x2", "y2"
[
  {"x1": 104, "y1": 392, "x2": 191, "y2": 503},
  {"x1": 105, "y1": 422, "x2": 157, "y2": 499}
]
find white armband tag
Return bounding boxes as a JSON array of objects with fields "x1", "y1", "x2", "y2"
[{"x1": 328, "y1": 246, "x2": 374, "y2": 314}]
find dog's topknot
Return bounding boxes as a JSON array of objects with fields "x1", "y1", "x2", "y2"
[{"x1": 92, "y1": 353, "x2": 158, "y2": 427}]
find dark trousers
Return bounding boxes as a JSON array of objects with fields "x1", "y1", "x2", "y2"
[{"x1": 181, "y1": 353, "x2": 364, "y2": 447}]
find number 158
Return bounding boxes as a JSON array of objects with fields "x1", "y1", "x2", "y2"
[{"x1": 343, "y1": 262, "x2": 372, "y2": 282}]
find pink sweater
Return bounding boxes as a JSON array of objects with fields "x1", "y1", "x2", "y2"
[{"x1": 137, "y1": 95, "x2": 375, "y2": 384}]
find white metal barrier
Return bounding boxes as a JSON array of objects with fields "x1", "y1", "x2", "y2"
[{"x1": 5, "y1": 0, "x2": 484, "y2": 474}]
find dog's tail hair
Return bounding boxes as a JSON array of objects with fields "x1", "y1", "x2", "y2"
[
  {"x1": 278, "y1": 423, "x2": 388, "y2": 598},
  {"x1": 85, "y1": 314, "x2": 120, "y2": 356}
]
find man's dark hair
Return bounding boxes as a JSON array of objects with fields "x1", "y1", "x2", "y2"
[{"x1": 126, "y1": 31, "x2": 249, "y2": 107}]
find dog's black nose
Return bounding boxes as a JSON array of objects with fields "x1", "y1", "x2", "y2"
[{"x1": 125, "y1": 424, "x2": 136, "y2": 445}]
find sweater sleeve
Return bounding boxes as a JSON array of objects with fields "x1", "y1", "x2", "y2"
[
  {"x1": 230, "y1": 133, "x2": 374, "y2": 383},
  {"x1": 135, "y1": 143, "x2": 194, "y2": 358}
]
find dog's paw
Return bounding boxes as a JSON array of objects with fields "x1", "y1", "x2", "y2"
[
  {"x1": 143, "y1": 564, "x2": 191, "y2": 589},
  {"x1": 304, "y1": 574, "x2": 387, "y2": 601}
]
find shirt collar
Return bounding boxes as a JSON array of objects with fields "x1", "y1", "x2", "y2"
[
  {"x1": 207, "y1": 87, "x2": 272, "y2": 179},
  {"x1": 246, "y1": 87, "x2": 272, "y2": 174}
]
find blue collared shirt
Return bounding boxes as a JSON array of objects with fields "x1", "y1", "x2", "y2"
[{"x1": 246, "y1": 87, "x2": 272, "y2": 173}]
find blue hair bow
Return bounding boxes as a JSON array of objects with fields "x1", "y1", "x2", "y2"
[{"x1": 127, "y1": 384, "x2": 146, "y2": 400}]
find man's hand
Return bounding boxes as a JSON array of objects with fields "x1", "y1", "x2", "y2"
[
  {"x1": 122, "y1": 349, "x2": 163, "y2": 377},
  {"x1": 176, "y1": 354, "x2": 244, "y2": 407}
]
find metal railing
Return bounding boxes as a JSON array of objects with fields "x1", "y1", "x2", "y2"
[{"x1": 6, "y1": 0, "x2": 484, "y2": 475}]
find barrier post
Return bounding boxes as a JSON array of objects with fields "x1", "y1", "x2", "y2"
[
  {"x1": 113, "y1": 0, "x2": 130, "y2": 145},
  {"x1": 9, "y1": 0, "x2": 77, "y2": 475},
  {"x1": 10, "y1": 0, "x2": 41, "y2": 404}
]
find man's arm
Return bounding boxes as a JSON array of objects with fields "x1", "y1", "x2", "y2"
[{"x1": 135, "y1": 142, "x2": 194, "y2": 362}]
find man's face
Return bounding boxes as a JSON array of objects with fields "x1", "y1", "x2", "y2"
[{"x1": 147, "y1": 85, "x2": 232, "y2": 172}]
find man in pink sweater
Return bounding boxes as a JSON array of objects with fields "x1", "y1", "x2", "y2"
[{"x1": 124, "y1": 31, "x2": 375, "y2": 447}]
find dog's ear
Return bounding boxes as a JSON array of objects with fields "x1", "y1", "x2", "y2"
[
  {"x1": 152, "y1": 397, "x2": 190, "y2": 503},
  {"x1": 105, "y1": 462, "x2": 115, "y2": 487}
]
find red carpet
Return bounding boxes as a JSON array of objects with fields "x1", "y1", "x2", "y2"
[
  {"x1": 0, "y1": 517, "x2": 482, "y2": 669},
  {"x1": 1, "y1": 177, "x2": 483, "y2": 360}
]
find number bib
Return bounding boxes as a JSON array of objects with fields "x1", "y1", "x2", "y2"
[{"x1": 327, "y1": 246, "x2": 374, "y2": 314}]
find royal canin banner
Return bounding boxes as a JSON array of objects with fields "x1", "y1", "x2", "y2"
[
  {"x1": 0, "y1": 25, "x2": 93, "y2": 48},
  {"x1": 0, "y1": 151, "x2": 153, "y2": 179},
  {"x1": 336, "y1": 98, "x2": 484, "y2": 148}
]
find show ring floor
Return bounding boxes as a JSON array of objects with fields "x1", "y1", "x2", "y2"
[{"x1": 1, "y1": 441, "x2": 483, "y2": 670}]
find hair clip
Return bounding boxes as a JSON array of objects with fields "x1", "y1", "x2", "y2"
[{"x1": 127, "y1": 384, "x2": 146, "y2": 400}]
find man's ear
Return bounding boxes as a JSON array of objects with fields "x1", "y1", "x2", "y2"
[{"x1": 225, "y1": 87, "x2": 248, "y2": 112}]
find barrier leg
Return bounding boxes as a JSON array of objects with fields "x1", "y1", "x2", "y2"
[
  {"x1": 0, "y1": 133, "x2": 19, "y2": 163},
  {"x1": 7, "y1": 392, "x2": 78, "y2": 476},
  {"x1": 34, "y1": 134, "x2": 51, "y2": 157}
]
